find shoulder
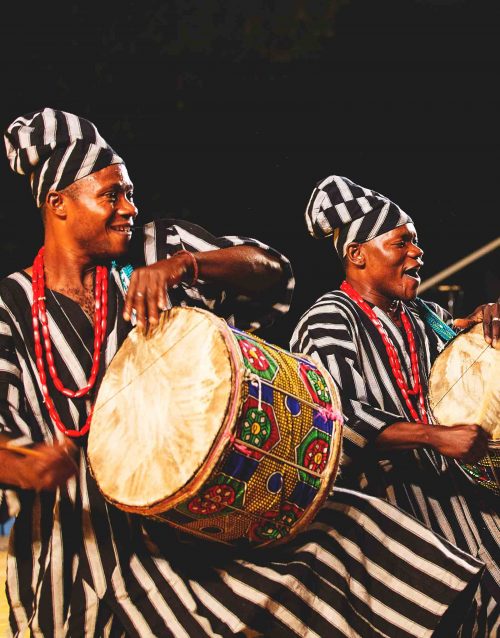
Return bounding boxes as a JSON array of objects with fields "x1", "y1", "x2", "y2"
[
  {"x1": 296, "y1": 289, "x2": 362, "y2": 327},
  {"x1": 0, "y1": 271, "x2": 31, "y2": 302}
]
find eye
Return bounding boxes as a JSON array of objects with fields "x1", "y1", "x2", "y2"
[
  {"x1": 106, "y1": 191, "x2": 118, "y2": 202},
  {"x1": 126, "y1": 190, "x2": 134, "y2": 202}
]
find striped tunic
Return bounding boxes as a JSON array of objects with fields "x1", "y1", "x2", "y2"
[
  {"x1": 0, "y1": 222, "x2": 485, "y2": 637},
  {"x1": 291, "y1": 290, "x2": 500, "y2": 637}
]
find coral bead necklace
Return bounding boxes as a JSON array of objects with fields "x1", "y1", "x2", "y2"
[
  {"x1": 340, "y1": 280, "x2": 428, "y2": 424},
  {"x1": 31, "y1": 246, "x2": 108, "y2": 437}
]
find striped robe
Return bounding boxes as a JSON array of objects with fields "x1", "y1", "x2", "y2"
[
  {"x1": 291, "y1": 290, "x2": 500, "y2": 637},
  {"x1": 0, "y1": 221, "x2": 485, "y2": 637}
]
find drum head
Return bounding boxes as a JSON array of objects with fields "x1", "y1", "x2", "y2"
[
  {"x1": 88, "y1": 307, "x2": 238, "y2": 512},
  {"x1": 428, "y1": 323, "x2": 500, "y2": 440}
]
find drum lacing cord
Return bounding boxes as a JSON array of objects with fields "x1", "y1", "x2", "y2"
[
  {"x1": 243, "y1": 369, "x2": 344, "y2": 424},
  {"x1": 245, "y1": 370, "x2": 264, "y2": 410}
]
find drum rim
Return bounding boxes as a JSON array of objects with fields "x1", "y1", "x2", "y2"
[
  {"x1": 428, "y1": 323, "x2": 499, "y2": 449},
  {"x1": 88, "y1": 307, "x2": 243, "y2": 514},
  {"x1": 133, "y1": 307, "x2": 245, "y2": 515}
]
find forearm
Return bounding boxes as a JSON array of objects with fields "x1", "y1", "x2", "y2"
[
  {"x1": 189, "y1": 246, "x2": 284, "y2": 294},
  {"x1": 375, "y1": 420, "x2": 488, "y2": 462},
  {"x1": 375, "y1": 421, "x2": 434, "y2": 451}
]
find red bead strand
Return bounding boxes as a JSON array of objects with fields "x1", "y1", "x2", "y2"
[
  {"x1": 340, "y1": 280, "x2": 428, "y2": 424},
  {"x1": 31, "y1": 246, "x2": 108, "y2": 437}
]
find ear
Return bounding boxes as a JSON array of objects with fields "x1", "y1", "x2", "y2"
[
  {"x1": 45, "y1": 191, "x2": 67, "y2": 220},
  {"x1": 345, "y1": 242, "x2": 365, "y2": 268}
]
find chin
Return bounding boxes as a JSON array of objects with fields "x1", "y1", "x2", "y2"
[{"x1": 402, "y1": 285, "x2": 419, "y2": 302}]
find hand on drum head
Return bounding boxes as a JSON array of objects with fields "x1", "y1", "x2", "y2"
[
  {"x1": 430, "y1": 424, "x2": 489, "y2": 464},
  {"x1": 123, "y1": 252, "x2": 195, "y2": 331},
  {"x1": 453, "y1": 300, "x2": 500, "y2": 349}
]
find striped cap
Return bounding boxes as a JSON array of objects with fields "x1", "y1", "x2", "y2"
[
  {"x1": 305, "y1": 175, "x2": 412, "y2": 257},
  {"x1": 4, "y1": 107, "x2": 123, "y2": 208}
]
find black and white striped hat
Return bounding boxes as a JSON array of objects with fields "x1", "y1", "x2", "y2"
[
  {"x1": 4, "y1": 107, "x2": 123, "y2": 208},
  {"x1": 305, "y1": 175, "x2": 413, "y2": 257}
]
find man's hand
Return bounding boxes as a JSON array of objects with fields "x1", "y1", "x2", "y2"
[
  {"x1": 0, "y1": 441, "x2": 78, "y2": 491},
  {"x1": 429, "y1": 424, "x2": 489, "y2": 463},
  {"x1": 453, "y1": 300, "x2": 500, "y2": 349},
  {"x1": 123, "y1": 252, "x2": 193, "y2": 331}
]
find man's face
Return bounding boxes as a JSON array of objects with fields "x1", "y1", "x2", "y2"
[
  {"x1": 360, "y1": 223, "x2": 424, "y2": 302},
  {"x1": 61, "y1": 163, "x2": 137, "y2": 260}
]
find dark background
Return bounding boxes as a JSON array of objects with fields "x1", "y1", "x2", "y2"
[{"x1": 0, "y1": 0, "x2": 498, "y2": 346}]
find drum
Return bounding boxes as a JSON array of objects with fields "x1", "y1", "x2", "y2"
[
  {"x1": 428, "y1": 323, "x2": 500, "y2": 496},
  {"x1": 88, "y1": 306, "x2": 343, "y2": 547}
]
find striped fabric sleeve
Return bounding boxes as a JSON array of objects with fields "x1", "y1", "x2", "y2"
[
  {"x1": 290, "y1": 301, "x2": 402, "y2": 465},
  {"x1": 0, "y1": 307, "x2": 31, "y2": 441},
  {"x1": 144, "y1": 218, "x2": 294, "y2": 332},
  {"x1": 0, "y1": 306, "x2": 35, "y2": 503}
]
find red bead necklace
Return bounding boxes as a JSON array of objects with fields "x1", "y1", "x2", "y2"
[
  {"x1": 31, "y1": 247, "x2": 108, "y2": 437},
  {"x1": 340, "y1": 280, "x2": 428, "y2": 423}
]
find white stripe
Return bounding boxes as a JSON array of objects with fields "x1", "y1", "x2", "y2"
[
  {"x1": 365, "y1": 201, "x2": 390, "y2": 240},
  {"x1": 130, "y1": 556, "x2": 191, "y2": 638},
  {"x1": 42, "y1": 108, "x2": 57, "y2": 148},
  {"x1": 214, "y1": 569, "x2": 325, "y2": 638},
  {"x1": 188, "y1": 580, "x2": 246, "y2": 635},
  {"x1": 80, "y1": 462, "x2": 107, "y2": 598},
  {"x1": 152, "y1": 556, "x2": 226, "y2": 637},
  {"x1": 74, "y1": 142, "x2": 100, "y2": 181},
  {"x1": 51, "y1": 494, "x2": 65, "y2": 637},
  {"x1": 357, "y1": 196, "x2": 373, "y2": 213},
  {"x1": 36, "y1": 158, "x2": 51, "y2": 206},
  {"x1": 342, "y1": 217, "x2": 364, "y2": 254},
  {"x1": 144, "y1": 221, "x2": 157, "y2": 265},
  {"x1": 52, "y1": 140, "x2": 78, "y2": 192},
  {"x1": 333, "y1": 175, "x2": 353, "y2": 202},
  {"x1": 64, "y1": 112, "x2": 83, "y2": 142},
  {"x1": 327, "y1": 495, "x2": 481, "y2": 575},
  {"x1": 335, "y1": 202, "x2": 353, "y2": 223}
]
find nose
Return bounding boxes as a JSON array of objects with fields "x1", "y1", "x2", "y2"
[
  {"x1": 117, "y1": 196, "x2": 138, "y2": 219},
  {"x1": 410, "y1": 242, "x2": 424, "y2": 261}
]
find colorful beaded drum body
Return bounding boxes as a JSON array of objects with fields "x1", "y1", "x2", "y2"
[
  {"x1": 88, "y1": 307, "x2": 343, "y2": 547},
  {"x1": 428, "y1": 323, "x2": 500, "y2": 497}
]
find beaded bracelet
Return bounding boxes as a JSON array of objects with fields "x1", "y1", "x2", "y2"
[{"x1": 176, "y1": 250, "x2": 199, "y2": 286}]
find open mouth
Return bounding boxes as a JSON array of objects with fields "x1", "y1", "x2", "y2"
[
  {"x1": 110, "y1": 224, "x2": 133, "y2": 235},
  {"x1": 403, "y1": 266, "x2": 421, "y2": 281}
]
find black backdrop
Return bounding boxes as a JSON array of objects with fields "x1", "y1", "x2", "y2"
[{"x1": 1, "y1": 0, "x2": 498, "y2": 346}]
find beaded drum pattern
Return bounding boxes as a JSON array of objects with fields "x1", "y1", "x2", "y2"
[
  {"x1": 429, "y1": 323, "x2": 500, "y2": 497},
  {"x1": 88, "y1": 307, "x2": 343, "y2": 547}
]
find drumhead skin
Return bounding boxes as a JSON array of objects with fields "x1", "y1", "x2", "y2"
[
  {"x1": 428, "y1": 323, "x2": 500, "y2": 440},
  {"x1": 88, "y1": 307, "x2": 237, "y2": 510},
  {"x1": 88, "y1": 306, "x2": 344, "y2": 546}
]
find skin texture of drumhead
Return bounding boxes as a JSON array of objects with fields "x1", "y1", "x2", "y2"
[
  {"x1": 429, "y1": 323, "x2": 500, "y2": 440},
  {"x1": 88, "y1": 307, "x2": 233, "y2": 509}
]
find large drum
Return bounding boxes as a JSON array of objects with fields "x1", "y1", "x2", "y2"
[
  {"x1": 428, "y1": 323, "x2": 500, "y2": 496},
  {"x1": 88, "y1": 307, "x2": 343, "y2": 547}
]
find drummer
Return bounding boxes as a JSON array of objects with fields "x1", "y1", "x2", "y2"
[
  {"x1": 0, "y1": 110, "x2": 489, "y2": 637},
  {"x1": 291, "y1": 174, "x2": 500, "y2": 637}
]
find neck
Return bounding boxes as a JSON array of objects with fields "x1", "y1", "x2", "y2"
[
  {"x1": 41, "y1": 237, "x2": 102, "y2": 291},
  {"x1": 344, "y1": 276, "x2": 397, "y2": 313}
]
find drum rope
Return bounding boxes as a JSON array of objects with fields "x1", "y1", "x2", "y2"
[{"x1": 244, "y1": 370, "x2": 343, "y2": 424}]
